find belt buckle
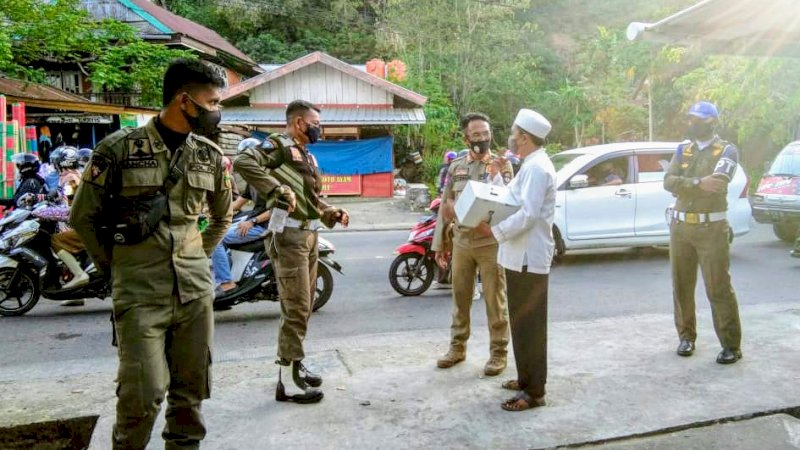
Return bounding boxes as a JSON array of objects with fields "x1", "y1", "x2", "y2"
[{"x1": 685, "y1": 213, "x2": 699, "y2": 224}]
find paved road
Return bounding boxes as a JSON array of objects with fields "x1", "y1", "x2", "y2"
[{"x1": 0, "y1": 222, "x2": 795, "y2": 379}]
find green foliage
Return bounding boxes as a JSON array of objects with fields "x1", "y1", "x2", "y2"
[
  {"x1": 164, "y1": 0, "x2": 379, "y2": 63},
  {"x1": 88, "y1": 42, "x2": 196, "y2": 107},
  {"x1": 0, "y1": 0, "x2": 191, "y2": 108}
]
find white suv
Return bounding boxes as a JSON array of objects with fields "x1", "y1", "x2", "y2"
[{"x1": 549, "y1": 141, "x2": 752, "y2": 258}]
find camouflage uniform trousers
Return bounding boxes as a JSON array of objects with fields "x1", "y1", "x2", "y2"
[
  {"x1": 267, "y1": 226, "x2": 319, "y2": 361},
  {"x1": 670, "y1": 219, "x2": 741, "y2": 350}
]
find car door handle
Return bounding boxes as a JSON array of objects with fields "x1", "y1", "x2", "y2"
[{"x1": 614, "y1": 189, "x2": 632, "y2": 198}]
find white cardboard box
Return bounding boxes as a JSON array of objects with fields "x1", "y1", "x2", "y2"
[{"x1": 454, "y1": 180, "x2": 520, "y2": 227}]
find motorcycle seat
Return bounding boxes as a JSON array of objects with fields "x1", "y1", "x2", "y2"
[{"x1": 225, "y1": 239, "x2": 265, "y2": 253}]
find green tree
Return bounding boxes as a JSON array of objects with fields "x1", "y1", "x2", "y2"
[{"x1": 0, "y1": 0, "x2": 193, "y2": 107}]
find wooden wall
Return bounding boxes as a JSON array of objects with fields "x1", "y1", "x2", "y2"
[{"x1": 251, "y1": 63, "x2": 393, "y2": 106}]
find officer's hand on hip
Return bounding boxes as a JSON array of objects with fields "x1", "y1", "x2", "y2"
[{"x1": 699, "y1": 175, "x2": 727, "y2": 193}]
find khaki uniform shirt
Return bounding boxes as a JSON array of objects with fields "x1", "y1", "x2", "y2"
[
  {"x1": 432, "y1": 151, "x2": 514, "y2": 251},
  {"x1": 664, "y1": 137, "x2": 738, "y2": 213},
  {"x1": 70, "y1": 118, "x2": 233, "y2": 305}
]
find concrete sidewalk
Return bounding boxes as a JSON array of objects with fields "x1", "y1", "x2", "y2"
[{"x1": 1, "y1": 301, "x2": 799, "y2": 449}]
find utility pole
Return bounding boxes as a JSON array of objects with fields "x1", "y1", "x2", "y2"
[{"x1": 647, "y1": 78, "x2": 653, "y2": 141}]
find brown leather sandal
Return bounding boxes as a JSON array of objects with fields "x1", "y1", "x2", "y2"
[
  {"x1": 501, "y1": 391, "x2": 546, "y2": 412},
  {"x1": 501, "y1": 379, "x2": 520, "y2": 391}
]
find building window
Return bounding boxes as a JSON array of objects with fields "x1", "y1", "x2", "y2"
[{"x1": 45, "y1": 71, "x2": 82, "y2": 94}]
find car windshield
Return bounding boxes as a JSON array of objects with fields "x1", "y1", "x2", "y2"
[
  {"x1": 550, "y1": 153, "x2": 584, "y2": 171},
  {"x1": 768, "y1": 144, "x2": 800, "y2": 177}
]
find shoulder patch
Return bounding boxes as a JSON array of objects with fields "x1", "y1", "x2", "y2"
[
  {"x1": 192, "y1": 134, "x2": 224, "y2": 155},
  {"x1": 82, "y1": 153, "x2": 113, "y2": 188},
  {"x1": 259, "y1": 139, "x2": 277, "y2": 152}
]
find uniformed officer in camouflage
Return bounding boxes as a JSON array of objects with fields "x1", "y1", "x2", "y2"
[
  {"x1": 234, "y1": 100, "x2": 349, "y2": 404},
  {"x1": 664, "y1": 101, "x2": 743, "y2": 365},
  {"x1": 71, "y1": 59, "x2": 232, "y2": 449},
  {"x1": 432, "y1": 113, "x2": 514, "y2": 376}
]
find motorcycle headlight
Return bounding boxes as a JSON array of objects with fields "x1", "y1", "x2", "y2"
[{"x1": 1, "y1": 221, "x2": 39, "y2": 248}]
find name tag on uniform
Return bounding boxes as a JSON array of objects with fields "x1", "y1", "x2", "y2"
[
  {"x1": 188, "y1": 163, "x2": 214, "y2": 173},
  {"x1": 121, "y1": 159, "x2": 159, "y2": 169}
]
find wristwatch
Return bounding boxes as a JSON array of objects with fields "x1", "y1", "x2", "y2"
[
  {"x1": 250, "y1": 217, "x2": 259, "y2": 224},
  {"x1": 691, "y1": 177, "x2": 701, "y2": 187}
]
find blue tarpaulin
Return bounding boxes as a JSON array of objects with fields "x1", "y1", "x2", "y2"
[{"x1": 251, "y1": 133, "x2": 393, "y2": 175}]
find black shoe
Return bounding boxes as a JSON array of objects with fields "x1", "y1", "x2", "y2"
[
  {"x1": 295, "y1": 361, "x2": 322, "y2": 388},
  {"x1": 275, "y1": 366, "x2": 324, "y2": 404},
  {"x1": 791, "y1": 249, "x2": 800, "y2": 258},
  {"x1": 676, "y1": 339, "x2": 695, "y2": 357},
  {"x1": 716, "y1": 348, "x2": 742, "y2": 364}
]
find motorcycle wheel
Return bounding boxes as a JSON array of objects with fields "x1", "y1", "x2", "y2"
[
  {"x1": 312, "y1": 264, "x2": 333, "y2": 312},
  {"x1": 389, "y1": 253, "x2": 435, "y2": 296},
  {"x1": 0, "y1": 267, "x2": 41, "y2": 317}
]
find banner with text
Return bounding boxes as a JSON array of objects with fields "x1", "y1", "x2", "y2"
[{"x1": 320, "y1": 174, "x2": 362, "y2": 195}]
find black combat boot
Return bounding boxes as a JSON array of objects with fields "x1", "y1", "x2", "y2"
[
  {"x1": 295, "y1": 361, "x2": 322, "y2": 388},
  {"x1": 275, "y1": 361, "x2": 323, "y2": 404}
]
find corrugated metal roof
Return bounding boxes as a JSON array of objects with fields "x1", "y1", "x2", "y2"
[
  {"x1": 258, "y1": 63, "x2": 367, "y2": 73},
  {"x1": 0, "y1": 78, "x2": 91, "y2": 103},
  {"x1": 222, "y1": 107, "x2": 426, "y2": 126},
  {"x1": 82, "y1": 0, "x2": 256, "y2": 64}
]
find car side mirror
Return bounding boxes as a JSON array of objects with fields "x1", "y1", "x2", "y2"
[{"x1": 569, "y1": 174, "x2": 589, "y2": 189}]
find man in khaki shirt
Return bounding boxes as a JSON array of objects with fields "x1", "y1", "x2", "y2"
[
  {"x1": 71, "y1": 59, "x2": 232, "y2": 450},
  {"x1": 433, "y1": 113, "x2": 514, "y2": 376}
]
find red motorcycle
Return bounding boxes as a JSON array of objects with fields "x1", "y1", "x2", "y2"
[{"x1": 389, "y1": 198, "x2": 451, "y2": 296}]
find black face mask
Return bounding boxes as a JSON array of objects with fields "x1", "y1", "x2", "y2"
[
  {"x1": 687, "y1": 122, "x2": 714, "y2": 141},
  {"x1": 182, "y1": 96, "x2": 221, "y2": 136},
  {"x1": 469, "y1": 140, "x2": 491, "y2": 154},
  {"x1": 303, "y1": 121, "x2": 321, "y2": 144}
]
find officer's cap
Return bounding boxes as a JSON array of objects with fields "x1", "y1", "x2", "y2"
[
  {"x1": 513, "y1": 109, "x2": 552, "y2": 139},
  {"x1": 687, "y1": 101, "x2": 719, "y2": 120}
]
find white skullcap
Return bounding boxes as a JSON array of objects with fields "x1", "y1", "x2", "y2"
[{"x1": 513, "y1": 108, "x2": 551, "y2": 139}]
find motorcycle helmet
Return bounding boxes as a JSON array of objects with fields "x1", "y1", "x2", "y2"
[
  {"x1": 237, "y1": 137, "x2": 263, "y2": 153},
  {"x1": 52, "y1": 146, "x2": 79, "y2": 171},
  {"x1": 12, "y1": 153, "x2": 41, "y2": 176},
  {"x1": 77, "y1": 148, "x2": 93, "y2": 169},
  {"x1": 444, "y1": 151, "x2": 457, "y2": 163}
]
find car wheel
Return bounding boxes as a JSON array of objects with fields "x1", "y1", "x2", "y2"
[
  {"x1": 772, "y1": 223, "x2": 798, "y2": 243},
  {"x1": 552, "y1": 226, "x2": 565, "y2": 264}
]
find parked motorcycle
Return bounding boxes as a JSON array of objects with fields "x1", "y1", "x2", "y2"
[
  {"x1": 389, "y1": 199, "x2": 450, "y2": 296},
  {"x1": 0, "y1": 202, "x2": 109, "y2": 317},
  {"x1": 213, "y1": 225, "x2": 342, "y2": 312}
]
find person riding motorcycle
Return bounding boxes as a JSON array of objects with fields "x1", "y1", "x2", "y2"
[
  {"x1": 0, "y1": 153, "x2": 49, "y2": 209},
  {"x1": 49, "y1": 146, "x2": 91, "y2": 293}
]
